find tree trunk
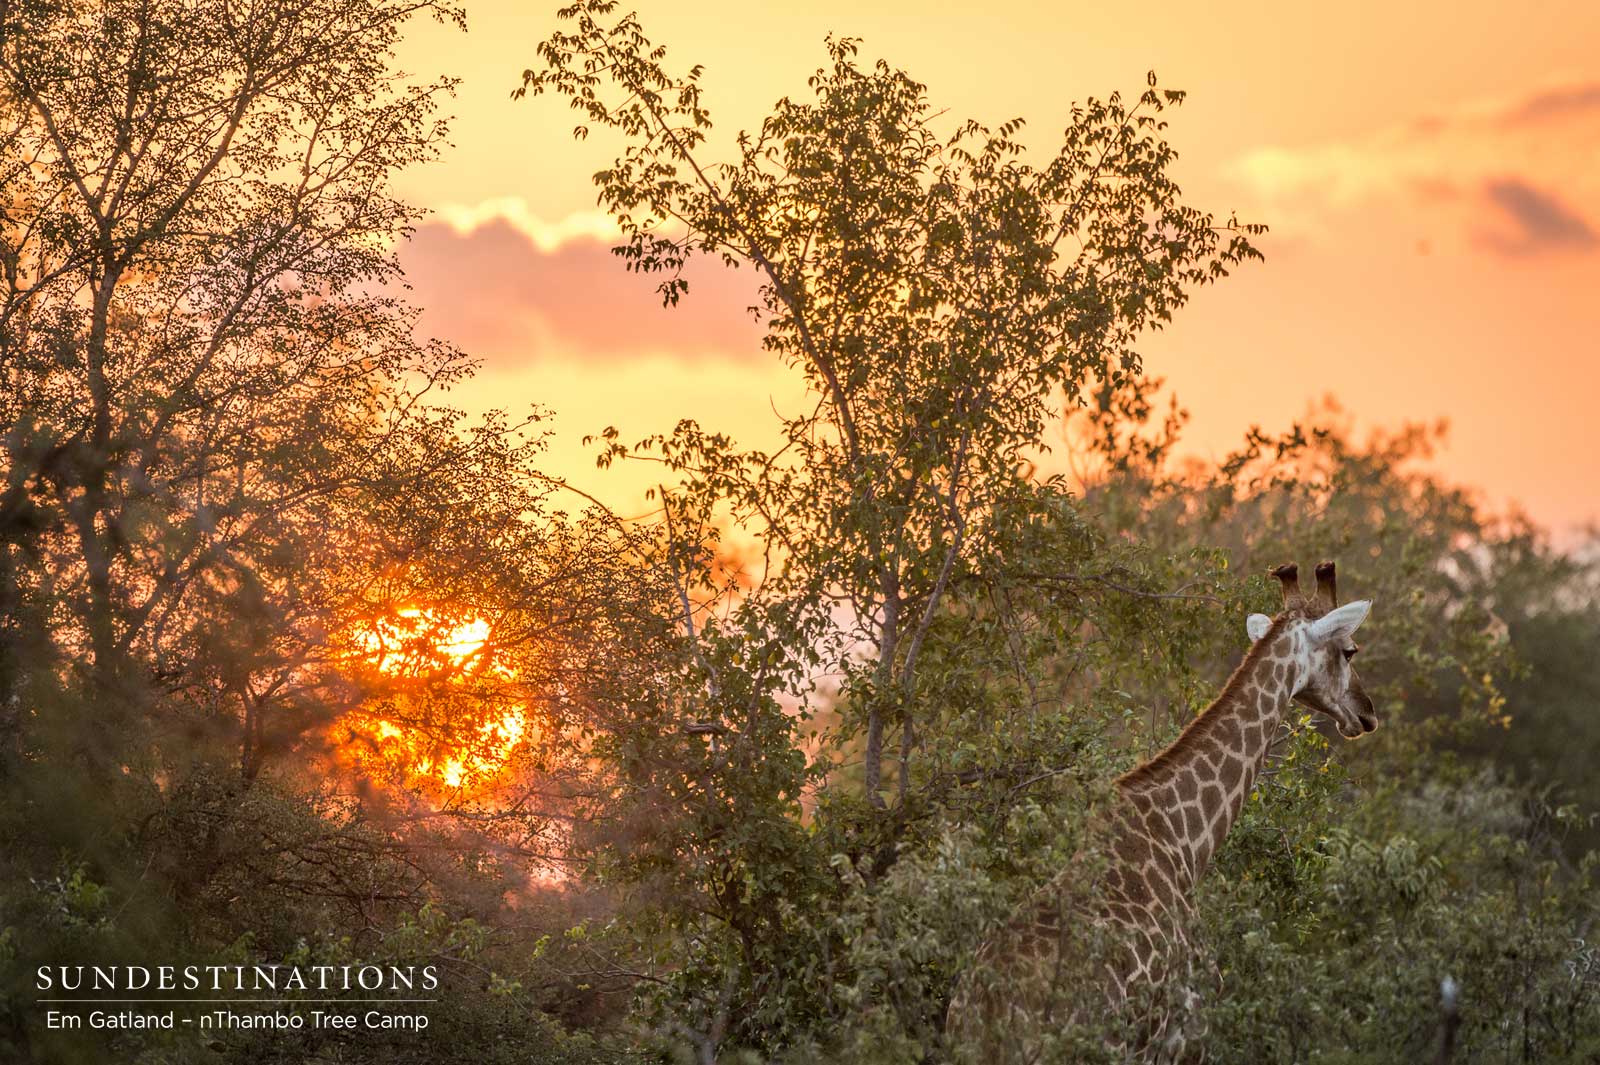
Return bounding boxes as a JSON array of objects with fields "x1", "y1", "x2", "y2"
[{"x1": 863, "y1": 582, "x2": 900, "y2": 809}]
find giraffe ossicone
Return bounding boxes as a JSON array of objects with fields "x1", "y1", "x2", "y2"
[{"x1": 949, "y1": 560, "x2": 1378, "y2": 1062}]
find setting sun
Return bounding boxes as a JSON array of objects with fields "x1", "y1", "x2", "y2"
[
  {"x1": 353, "y1": 607, "x2": 495, "y2": 676},
  {"x1": 341, "y1": 607, "x2": 532, "y2": 792}
]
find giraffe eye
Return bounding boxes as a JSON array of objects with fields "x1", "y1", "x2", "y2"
[{"x1": 1343, "y1": 646, "x2": 1359, "y2": 661}]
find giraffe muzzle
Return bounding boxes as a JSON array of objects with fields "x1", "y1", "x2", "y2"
[{"x1": 1351, "y1": 689, "x2": 1378, "y2": 734}]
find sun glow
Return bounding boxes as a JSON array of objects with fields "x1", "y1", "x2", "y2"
[
  {"x1": 411, "y1": 708, "x2": 531, "y2": 789},
  {"x1": 340, "y1": 606, "x2": 532, "y2": 792},
  {"x1": 354, "y1": 607, "x2": 494, "y2": 675}
]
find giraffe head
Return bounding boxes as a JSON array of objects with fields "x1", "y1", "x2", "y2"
[{"x1": 1245, "y1": 561, "x2": 1377, "y2": 738}]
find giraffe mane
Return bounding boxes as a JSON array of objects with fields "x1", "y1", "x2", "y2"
[{"x1": 1115, "y1": 611, "x2": 1296, "y2": 790}]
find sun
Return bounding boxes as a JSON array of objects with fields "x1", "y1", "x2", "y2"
[
  {"x1": 339, "y1": 606, "x2": 532, "y2": 792},
  {"x1": 353, "y1": 607, "x2": 495, "y2": 676}
]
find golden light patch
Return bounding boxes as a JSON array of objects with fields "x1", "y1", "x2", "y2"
[
  {"x1": 339, "y1": 607, "x2": 532, "y2": 793},
  {"x1": 353, "y1": 607, "x2": 496, "y2": 676}
]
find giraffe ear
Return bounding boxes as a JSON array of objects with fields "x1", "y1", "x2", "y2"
[
  {"x1": 1307, "y1": 599, "x2": 1372, "y2": 645},
  {"x1": 1246, "y1": 613, "x2": 1273, "y2": 642}
]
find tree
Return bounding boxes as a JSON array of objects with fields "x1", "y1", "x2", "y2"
[
  {"x1": 517, "y1": 5, "x2": 1275, "y2": 1058},
  {"x1": 524, "y1": 0, "x2": 1262, "y2": 812},
  {"x1": 0, "y1": 0, "x2": 480, "y2": 770}
]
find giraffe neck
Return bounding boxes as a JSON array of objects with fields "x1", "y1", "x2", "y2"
[{"x1": 1117, "y1": 627, "x2": 1302, "y2": 891}]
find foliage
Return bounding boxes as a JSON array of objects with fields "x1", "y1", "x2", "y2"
[{"x1": 1201, "y1": 779, "x2": 1600, "y2": 1063}]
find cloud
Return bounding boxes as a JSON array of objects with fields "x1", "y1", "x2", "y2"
[
  {"x1": 431, "y1": 197, "x2": 622, "y2": 253},
  {"x1": 1500, "y1": 82, "x2": 1600, "y2": 126},
  {"x1": 1227, "y1": 80, "x2": 1600, "y2": 256},
  {"x1": 400, "y1": 206, "x2": 764, "y2": 365},
  {"x1": 1481, "y1": 178, "x2": 1598, "y2": 254}
]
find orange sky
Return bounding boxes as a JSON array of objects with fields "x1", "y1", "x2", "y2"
[{"x1": 391, "y1": 1, "x2": 1600, "y2": 533}]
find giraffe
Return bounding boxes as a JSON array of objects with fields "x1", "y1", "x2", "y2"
[{"x1": 948, "y1": 561, "x2": 1378, "y2": 1062}]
